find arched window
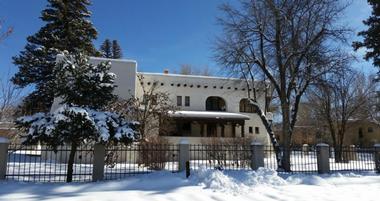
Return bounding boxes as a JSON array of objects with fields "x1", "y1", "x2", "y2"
[
  {"x1": 206, "y1": 96, "x2": 226, "y2": 111},
  {"x1": 239, "y1": 99, "x2": 257, "y2": 113}
]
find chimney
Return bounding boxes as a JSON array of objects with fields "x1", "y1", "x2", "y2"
[{"x1": 163, "y1": 69, "x2": 169, "y2": 74}]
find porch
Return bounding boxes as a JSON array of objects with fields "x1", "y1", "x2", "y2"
[{"x1": 160, "y1": 111, "x2": 250, "y2": 139}]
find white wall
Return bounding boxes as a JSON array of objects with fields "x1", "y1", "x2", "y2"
[
  {"x1": 50, "y1": 57, "x2": 270, "y2": 145},
  {"x1": 50, "y1": 56, "x2": 137, "y2": 111},
  {"x1": 89, "y1": 57, "x2": 137, "y2": 100},
  {"x1": 136, "y1": 73, "x2": 271, "y2": 145}
]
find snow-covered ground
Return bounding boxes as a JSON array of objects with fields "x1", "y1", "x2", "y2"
[{"x1": 0, "y1": 167, "x2": 379, "y2": 201}]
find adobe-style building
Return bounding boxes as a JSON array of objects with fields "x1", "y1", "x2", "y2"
[{"x1": 51, "y1": 57, "x2": 272, "y2": 145}]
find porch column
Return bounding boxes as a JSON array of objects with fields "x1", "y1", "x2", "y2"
[
  {"x1": 241, "y1": 122, "x2": 245, "y2": 138},
  {"x1": 200, "y1": 123, "x2": 204, "y2": 137},
  {"x1": 232, "y1": 123, "x2": 236, "y2": 138},
  {"x1": 221, "y1": 124, "x2": 225, "y2": 137}
]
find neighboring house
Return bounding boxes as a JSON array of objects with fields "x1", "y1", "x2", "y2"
[
  {"x1": 344, "y1": 119, "x2": 380, "y2": 146},
  {"x1": 51, "y1": 57, "x2": 273, "y2": 145},
  {"x1": 274, "y1": 102, "x2": 380, "y2": 147},
  {"x1": 0, "y1": 122, "x2": 17, "y2": 142}
]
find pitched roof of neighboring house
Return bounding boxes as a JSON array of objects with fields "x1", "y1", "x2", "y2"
[{"x1": 0, "y1": 122, "x2": 17, "y2": 140}]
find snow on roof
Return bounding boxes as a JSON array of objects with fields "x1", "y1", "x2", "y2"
[
  {"x1": 138, "y1": 72, "x2": 239, "y2": 80},
  {"x1": 89, "y1": 56, "x2": 137, "y2": 63},
  {"x1": 138, "y1": 72, "x2": 271, "y2": 86},
  {"x1": 168, "y1": 111, "x2": 250, "y2": 120}
]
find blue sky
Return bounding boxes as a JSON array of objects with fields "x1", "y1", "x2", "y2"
[{"x1": 0, "y1": 0, "x2": 376, "y2": 78}]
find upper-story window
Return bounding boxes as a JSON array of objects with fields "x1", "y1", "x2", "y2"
[
  {"x1": 206, "y1": 96, "x2": 226, "y2": 111},
  {"x1": 177, "y1": 96, "x2": 182, "y2": 106},
  {"x1": 185, "y1": 96, "x2": 190, "y2": 107},
  {"x1": 239, "y1": 99, "x2": 257, "y2": 113},
  {"x1": 368, "y1": 127, "x2": 373, "y2": 133}
]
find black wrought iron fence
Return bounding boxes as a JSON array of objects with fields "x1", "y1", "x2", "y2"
[
  {"x1": 263, "y1": 145, "x2": 278, "y2": 170},
  {"x1": 329, "y1": 146, "x2": 375, "y2": 172},
  {"x1": 4, "y1": 143, "x2": 378, "y2": 183},
  {"x1": 6, "y1": 144, "x2": 93, "y2": 182},
  {"x1": 104, "y1": 144, "x2": 179, "y2": 180},
  {"x1": 189, "y1": 144, "x2": 251, "y2": 170},
  {"x1": 285, "y1": 146, "x2": 318, "y2": 173}
]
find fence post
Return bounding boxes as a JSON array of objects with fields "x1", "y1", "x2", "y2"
[
  {"x1": 0, "y1": 137, "x2": 9, "y2": 180},
  {"x1": 179, "y1": 139, "x2": 189, "y2": 172},
  {"x1": 316, "y1": 143, "x2": 330, "y2": 174},
  {"x1": 250, "y1": 141, "x2": 264, "y2": 170},
  {"x1": 92, "y1": 143, "x2": 106, "y2": 182},
  {"x1": 374, "y1": 144, "x2": 380, "y2": 173}
]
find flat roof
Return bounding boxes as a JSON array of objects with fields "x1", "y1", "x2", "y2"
[
  {"x1": 168, "y1": 111, "x2": 250, "y2": 121},
  {"x1": 139, "y1": 72, "x2": 248, "y2": 81}
]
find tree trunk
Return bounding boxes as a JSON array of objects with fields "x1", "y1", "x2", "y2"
[
  {"x1": 334, "y1": 145, "x2": 343, "y2": 163},
  {"x1": 281, "y1": 103, "x2": 292, "y2": 172},
  {"x1": 66, "y1": 143, "x2": 77, "y2": 183},
  {"x1": 251, "y1": 102, "x2": 282, "y2": 170}
]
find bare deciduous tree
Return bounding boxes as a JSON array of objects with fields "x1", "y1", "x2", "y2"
[
  {"x1": 0, "y1": 20, "x2": 12, "y2": 43},
  {"x1": 108, "y1": 74, "x2": 176, "y2": 140},
  {"x1": 0, "y1": 21, "x2": 19, "y2": 121},
  {"x1": 0, "y1": 73, "x2": 23, "y2": 121},
  {"x1": 308, "y1": 69, "x2": 374, "y2": 162},
  {"x1": 214, "y1": 0, "x2": 350, "y2": 170},
  {"x1": 177, "y1": 64, "x2": 213, "y2": 76}
]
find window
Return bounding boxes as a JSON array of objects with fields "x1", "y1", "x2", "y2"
[
  {"x1": 239, "y1": 99, "x2": 257, "y2": 113},
  {"x1": 249, "y1": 127, "x2": 253, "y2": 134},
  {"x1": 185, "y1": 96, "x2": 190, "y2": 106},
  {"x1": 142, "y1": 94, "x2": 148, "y2": 105},
  {"x1": 177, "y1": 96, "x2": 182, "y2": 106},
  {"x1": 205, "y1": 96, "x2": 226, "y2": 111},
  {"x1": 255, "y1": 127, "x2": 260, "y2": 134},
  {"x1": 368, "y1": 127, "x2": 374, "y2": 133}
]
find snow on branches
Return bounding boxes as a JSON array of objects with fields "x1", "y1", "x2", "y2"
[
  {"x1": 54, "y1": 51, "x2": 117, "y2": 108},
  {"x1": 16, "y1": 105, "x2": 138, "y2": 149},
  {"x1": 15, "y1": 51, "x2": 140, "y2": 149}
]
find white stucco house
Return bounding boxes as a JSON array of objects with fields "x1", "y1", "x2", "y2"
[{"x1": 51, "y1": 57, "x2": 272, "y2": 145}]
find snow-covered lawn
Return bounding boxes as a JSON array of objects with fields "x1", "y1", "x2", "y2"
[{"x1": 0, "y1": 168, "x2": 379, "y2": 201}]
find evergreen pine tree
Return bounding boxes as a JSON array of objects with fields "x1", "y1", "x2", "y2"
[
  {"x1": 112, "y1": 40, "x2": 123, "y2": 59},
  {"x1": 16, "y1": 52, "x2": 139, "y2": 182},
  {"x1": 353, "y1": 0, "x2": 380, "y2": 68},
  {"x1": 100, "y1": 39, "x2": 112, "y2": 58},
  {"x1": 12, "y1": 0, "x2": 99, "y2": 113}
]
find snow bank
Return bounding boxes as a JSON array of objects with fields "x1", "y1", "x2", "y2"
[
  {"x1": 192, "y1": 167, "x2": 287, "y2": 194},
  {"x1": 192, "y1": 167, "x2": 378, "y2": 194}
]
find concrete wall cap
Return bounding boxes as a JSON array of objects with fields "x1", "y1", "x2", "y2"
[
  {"x1": 251, "y1": 141, "x2": 263, "y2": 146},
  {"x1": 179, "y1": 138, "x2": 189, "y2": 144},
  {"x1": 0, "y1": 137, "x2": 9, "y2": 143},
  {"x1": 374, "y1": 144, "x2": 380, "y2": 148},
  {"x1": 316, "y1": 143, "x2": 329, "y2": 147}
]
